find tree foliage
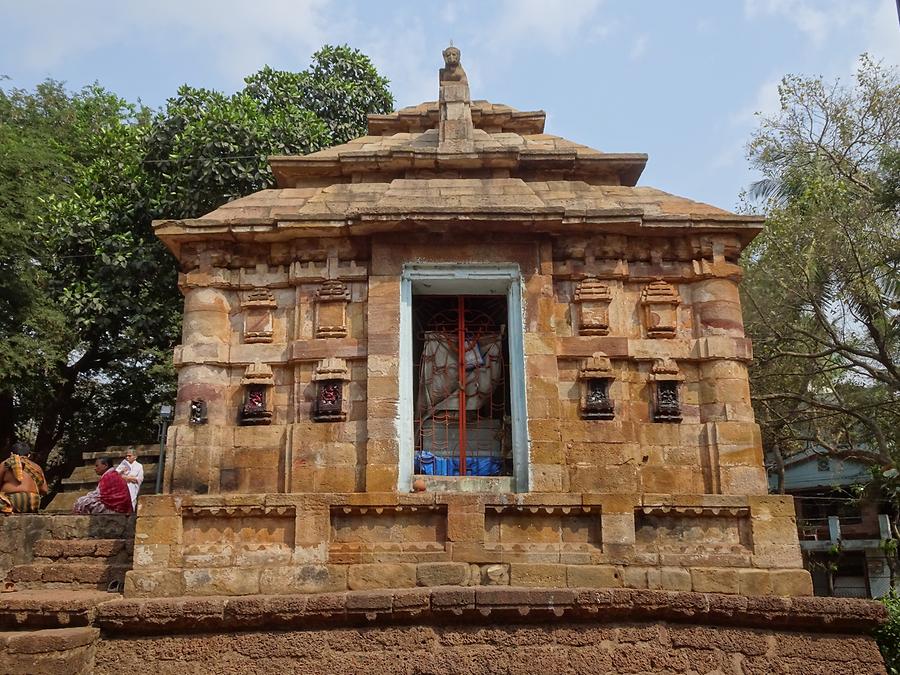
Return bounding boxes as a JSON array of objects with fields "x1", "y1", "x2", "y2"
[
  {"x1": 742, "y1": 56, "x2": 900, "y2": 497},
  {"x1": 877, "y1": 590, "x2": 900, "y2": 674},
  {"x1": 0, "y1": 45, "x2": 393, "y2": 482}
]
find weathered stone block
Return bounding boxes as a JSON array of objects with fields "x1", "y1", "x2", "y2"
[
  {"x1": 124, "y1": 569, "x2": 184, "y2": 598},
  {"x1": 691, "y1": 567, "x2": 740, "y2": 594},
  {"x1": 770, "y1": 569, "x2": 813, "y2": 597},
  {"x1": 259, "y1": 564, "x2": 348, "y2": 594},
  {"x1": 658, "y1": 566, "x2": 692, "y2": 592},
  {"x1": 348, "y1": 563, "x2": 417, "y2": 590},
  {"x1": 621, "y1": 566, "x2": 649, "y2": 589},
  {"x1": 134, "y1": 516, "x2": 182, "y2": 546},
  {"x1": 738, "y1": 568, "x2": 772, "y2": 597},
  {"x1": 509, "y1": 563, "x2": 567, "y2": 587},
  {"x1": 416, "y1": 562, "x2": 469, "y2": 587},
  {"x1": 182, "y1": 567, "x2": 261, "y2": 596},
  {"x1": 566, "y1": 565, "x2": 621, "y2": 588}
]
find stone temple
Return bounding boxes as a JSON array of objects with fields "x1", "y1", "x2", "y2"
[
  {"x1": 0, "y1": 48, "x2": 890, "y2": 675},
  {"x1": 132, "y1": 46, "x2": 814, "y2": 599}
]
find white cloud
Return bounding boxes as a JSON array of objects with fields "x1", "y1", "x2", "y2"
[
  {"x1": 731, "y1": 77, "x2": 782, "y2": 127},
  {"x1": 743, "y1": 0, "x2": 866, "y2": 47},
  {"x1": 356, "y1": 17, "x2": 436, "y2": 108},
  {"x1": 864, "y1": 0, "x2": 900, "y2": 66},
  {"x1": 491, "y1": 0, "x2": 607, "y2": 52},
  {"x1": 7, "y1": 0, "x2": 333, "y2": 86},
  {"x1": 629, "y1": 34, "x2": 648, "y2": 61},
  {"x1": 714, "y1": 77, "x2": 782, "y2": 171}
]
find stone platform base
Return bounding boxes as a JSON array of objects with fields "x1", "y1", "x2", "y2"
[{"x1": 0, "y1": 587, "x2": 887, "y2": 674}]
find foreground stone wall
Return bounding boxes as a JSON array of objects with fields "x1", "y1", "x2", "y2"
[
  {"x1": 94, "y1": 621, "x2": 884, "y2": 675},
  {"x1": 127, "y1": 492, "x2": 810, "y2": 598},
  {"x1": 0, "y1": 587, "x2": 887, "y2": 674}
]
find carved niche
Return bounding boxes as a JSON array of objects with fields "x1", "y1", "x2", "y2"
[
  {"x1": 312, "y1": 357, "x2": 351, "y2": 422},
  {"x1": 314, "y1": 279, "x2": 351, "y2": 339},
  {"x1": 573, "y1": 277, "x2": 612, "y2": 336},
  {"x1": 650, "y1": 358, "x2": 683, "y2": 423},
  {"x1": 640, "y1": 279, "x2": 680, "y2": 339},
  {"x1": 239, "y1": 361, "x2": 274, "y2": 425},
  {"x1": 579, "y1": 352, "x2": 615, "y2": 420},
  {"x1": 242, "y1": 288, "x2": 276, "y2": 343},
  {"x1": 189, "y1": 400, "x2": 207, "y2": 425}
]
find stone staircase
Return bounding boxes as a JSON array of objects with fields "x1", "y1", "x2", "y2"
[
  {"x1": 2, "y1": 515, "x2": 134, "y2": 593},
  {"x1": 0, "y1": 514, "x2": 135, "y2": 673},
  {"x1": 45, "y1": 444, "x2": 160, "y2": 513}
]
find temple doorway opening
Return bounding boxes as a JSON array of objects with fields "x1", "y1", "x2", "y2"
[{"x1": 412, "y1": 294, "x2": 512, "y2": 477}]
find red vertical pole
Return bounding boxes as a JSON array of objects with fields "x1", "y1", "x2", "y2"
[{"x1": 457, "y1": 295, "x2": 467, "y2": 476}]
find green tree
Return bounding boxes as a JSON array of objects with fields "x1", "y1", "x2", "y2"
[
  {"x1": 1, "y1": 45, "x2": 393, "y2": 482},
  {"x1": 743, "y1": 56, "x2": 900, "y2": 497}
]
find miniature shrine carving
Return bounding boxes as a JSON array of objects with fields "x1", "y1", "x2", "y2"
[
  {"x1": 312, "y1": 357, "x2": 350, "y2": 422},
  {"x1": 189, "y1": 400, "x2": 207, "y2": 425},
  {"x1": 573, "y1": 277, "x2": 612, "y2": 336},
  {"x1": 314, "y1": 279, "x2": 350, "y2": 339},
  {"x1": 651, "y1": 357, "x2": 683, "y2": 423},
  {"x1": 239, "y1": 361, "x2": 274, "y2": 425},
  {"x1": 579, "y1": 352, "x2": 615, "y2": 420},
  {"x1": 241, "y1": 287, "x2": 276, "y2": 343},
  {"x1": 640, "y1": 278, "x2": 680, "y2": 338}
]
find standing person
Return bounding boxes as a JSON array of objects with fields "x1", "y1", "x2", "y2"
[
  {"x1": 116, "y1": 448, "x2": 143, "y2": 511},
  {"x1": 0, "y1": 441, "x2": 48, "y2": 514},
  {"x1": 72, "y1": 457, "x2": 133, "y2": 515}
]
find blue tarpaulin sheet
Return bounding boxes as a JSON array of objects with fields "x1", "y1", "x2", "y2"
[{"x1": 415, "y1": 451, "x2": 502, "y2": 476}]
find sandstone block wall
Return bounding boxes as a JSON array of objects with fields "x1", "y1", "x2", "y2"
[
  {"x1": 165, "y1": 231, "x2": 765, "y2": 499},
  {"x1": 126, "y1": 492, "x2": 810, "y2": 598}
]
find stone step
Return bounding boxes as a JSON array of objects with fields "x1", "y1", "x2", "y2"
[
  {"x1": 0, "y1": 625, "x2": 99, "y2": 673},
  {"x1": 6, "y1": 563, "x2": 130, "y2": 591},
  {"x1": 61, "y1": 463, "x2": 158, "y2": 487},
  {"x1": 0, "y1": 590, "x2": 110, "y2": 630},
  {"x1": 44, "y1": 487, "x2": 154, "y2": 514},
  {"x1": 31, "y1": 539, "x2": 132, "y2": 564},
  {"x1": 82, "y1": 444, "x2": 159, "y2": 462}
]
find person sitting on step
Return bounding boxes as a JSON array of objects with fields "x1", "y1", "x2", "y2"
[
  {"x1": 0, "y1": 441, "x2": 48, "y2": 514},
  {"x1": 116, "y1": 448, "x2": 143, "y2": 511},
  {"x1": 72, "y1": 457, "x2": 133, "y2": 515}
]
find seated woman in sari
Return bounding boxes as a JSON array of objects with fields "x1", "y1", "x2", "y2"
[
  {"x1": 72, "y1": 457, "x2": 133, "y2": 515},
  {"x1": 0, "y1": 442, "x2": 48, "y2": 514}
]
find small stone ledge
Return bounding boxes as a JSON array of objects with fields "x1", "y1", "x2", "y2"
[
  {"x1": 0, "y1": 590, "x2": 110, "y2": 630},
  {"x1": 93, "y1": 587, "x2": 886, "y2": 637}
]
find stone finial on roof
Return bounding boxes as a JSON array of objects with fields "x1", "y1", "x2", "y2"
[{"x1": 439, "y1": 45, "x2": 474, "y2": 152}]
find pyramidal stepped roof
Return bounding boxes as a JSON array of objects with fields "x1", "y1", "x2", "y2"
[{"x1": 155, "y1": 47, "x2": 762, "y2": 252}]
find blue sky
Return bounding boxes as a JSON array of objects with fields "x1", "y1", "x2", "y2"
[{"x1": 2, "y1": 0, "x2": 898, "y2": 211}]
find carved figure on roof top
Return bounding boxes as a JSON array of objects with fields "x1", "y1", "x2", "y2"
[{"x1": 440, "y1": 46, "x2": 468, "y2": 84}]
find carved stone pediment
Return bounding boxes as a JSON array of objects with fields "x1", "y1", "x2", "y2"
[
  {"x1": 641, "y1": 279, "x2": 680, "y2": 338},
  {"x1": 242, "y1": 288, "x2": 276, "y2": 343},
  {"x1": 314, "y1": 280, "x2": 351, "y2": 339},
  {"x1": 573, "y1": 277, "x2": 612, "y2": 336}
]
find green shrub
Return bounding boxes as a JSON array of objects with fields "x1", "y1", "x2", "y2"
[{"x1": 877, "y1": 590, "x2": 900, "y2": 674}]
